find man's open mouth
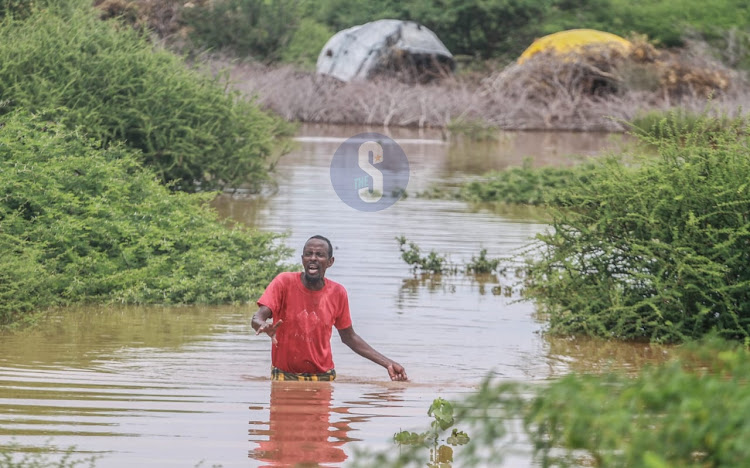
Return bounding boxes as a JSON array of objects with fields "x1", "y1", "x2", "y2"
[{"x1": 307, "y1": 264, "x2": 319, "y2": 274}]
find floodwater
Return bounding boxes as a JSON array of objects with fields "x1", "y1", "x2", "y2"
[{"x1": 0, "y1": 125, "x2": 669, "y2": 467}]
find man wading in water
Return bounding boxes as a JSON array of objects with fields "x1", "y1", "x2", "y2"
[{"x1": 252, "y1": 235, "x2": 408, "y2": 381}]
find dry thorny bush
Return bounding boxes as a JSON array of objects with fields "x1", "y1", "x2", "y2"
[{"x1": 214, "y1": 38, "x2": 748, "y2": 132}]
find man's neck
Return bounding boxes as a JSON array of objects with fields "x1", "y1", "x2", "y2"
[{"x1": 301, "y1": 272, "x2": 325, "y2": 291}]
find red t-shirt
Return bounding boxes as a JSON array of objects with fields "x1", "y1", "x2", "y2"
[{"x1": 257, "y1": 272, "x2": 353, "y2": 374}]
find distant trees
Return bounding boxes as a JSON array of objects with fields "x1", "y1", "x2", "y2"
[{"x1": 174, "y1": 0, "x2": 750, "y2": 68}]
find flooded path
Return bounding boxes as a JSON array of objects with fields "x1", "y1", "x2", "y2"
[{"x1": 0, "y1": 125, "x2": 667, "y2": 467}]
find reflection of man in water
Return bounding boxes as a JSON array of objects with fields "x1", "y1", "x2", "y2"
[
  {"x1": 252, "y1": 235, "x2": 408, "y2": 381},
  {"x1": 250, "y1": 382, "x2": 349, "y2": 466}
]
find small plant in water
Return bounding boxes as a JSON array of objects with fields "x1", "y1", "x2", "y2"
[
  {"x1": 393, "y1": 397, "x2": 470, "y2": 467},
  {"x1": 397, "y1": 236, "x2": 503, "y2": 276},
  {"x1": 396, "y1": 236, "x2": 454, "y2": 274},
  {"x1": 465, "y1": 248, "x2": 500, "y2": 274}
]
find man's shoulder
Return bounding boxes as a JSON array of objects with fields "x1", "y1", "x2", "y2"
[
  {"x1": 324, "y1": 277, "x2": 348, "y2": 295},
  {"x1": 275, "y1": 271, "x2": 300, "y2": 280},
  {"x1": 271, "y1": 271, "x2": 300, "y2": 286}
]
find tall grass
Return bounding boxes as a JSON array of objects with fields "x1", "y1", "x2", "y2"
[
  {"x1": 0, "y1": 111, "x2": 291, "y2": 327},
  {"x1": 0, "y1": 2, "x2": 291, "y2": 191}
]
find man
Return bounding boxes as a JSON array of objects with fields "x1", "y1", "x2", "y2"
[{"x1": 252, "y1": 235, "x2": 408, "y2": 381}]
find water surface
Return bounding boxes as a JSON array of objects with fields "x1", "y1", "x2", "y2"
[{"x1": 0, "y1": 125, "x2": 666, "y2": 467}]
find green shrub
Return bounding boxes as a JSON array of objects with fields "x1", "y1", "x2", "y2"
[
  {"x1": 0, "y1": 111, "x2": 291, "y2": 327},
  {"x1": 526, "y1": 116, "x2": 750, "y2": 342},
  {"x1": 460, "y1": 158, "x2": 601, "y2": 206},
  {"x1": 0, "y1": 3, "x2": 291, "y2": 191},
  {"x1": 281, "y1": 18, "x2": 334, "y2": 68},
  {"x1": 465, "y1": 248, "x2": 500, "y2": 274},
  {"x1": 474, "y1": 339, "x2": 750, "y2": 468},
  {"x1": 524, "y1": 340, "x2": 750, "y2": 468},
  {"x1": 396, "y1": 236, "x2": 452, "y2": 274},
  {"x1": 182, "y1": 0, "x2": 301, "y2": 61},
  {"x1": 630, "y1": 108, "x2": 748, "y2": 140},
  {"x1": 357, "y1": 339, "x2": 750, "y2": 468},
  {"x1": 396, "y1": 237, "x2": 504, "y2": 276}
]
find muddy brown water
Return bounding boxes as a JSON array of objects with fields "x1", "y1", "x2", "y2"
[{"x1": 0, "y1": 125, "x2": 669, "y2": 467}]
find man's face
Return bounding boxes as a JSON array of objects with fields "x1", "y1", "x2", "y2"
[{"x1": 301, "y1": 239, "x2": 334, "y2": 282}]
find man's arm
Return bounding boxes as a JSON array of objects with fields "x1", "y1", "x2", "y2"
[
  {"x1": 252, "y1": 305, "x2": 282, "y2": 345},
  {"x1": 338, "y1": 326, "x2": 408, "y2": 381}
]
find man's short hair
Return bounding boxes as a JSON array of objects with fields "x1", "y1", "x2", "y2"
[{"x1": 306, "y1": 235, "x2": 333, "y2": 258}]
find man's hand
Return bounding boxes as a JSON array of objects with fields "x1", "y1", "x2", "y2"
[
  {"x1": 256, "y1": 319, "x2": 283, "y2": 345},
  {"x1": 387, "y1": 362, "x2": 408, "y2": 381}
]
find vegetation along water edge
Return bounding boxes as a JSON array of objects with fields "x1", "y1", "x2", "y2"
[
  {"x1": 0, "y1": 111, "x2": 291, "y2": 329},
  {"x1": 354, "y1": 337, "x2": 750, "y2": 468}
]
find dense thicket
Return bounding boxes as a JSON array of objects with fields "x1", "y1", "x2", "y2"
[
  {"x1": 0, "y1": 2, "x2": 291, "y2": 191},
  {"x1": 0, "y1": 111, "x2": 291, "y2": 327},
  {"x1": 525, "y1": 117, "x2": 750, "y2": 342}
]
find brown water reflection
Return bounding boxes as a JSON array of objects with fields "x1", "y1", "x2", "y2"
[{"x1": 1, "y1": 125, "x2": 651, "y2": 467}]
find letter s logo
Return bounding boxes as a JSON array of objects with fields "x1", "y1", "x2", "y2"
[
  {"x1": 357, "y1": 141, "x2": 383, "y2": 203},
  {"x1": 331, "y1": 132, "x2": 408, "y2": 212}
]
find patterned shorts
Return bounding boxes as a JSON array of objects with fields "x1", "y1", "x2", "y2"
[{"x1": 271, "y1": 367, "x2": 337, "y2": 381}]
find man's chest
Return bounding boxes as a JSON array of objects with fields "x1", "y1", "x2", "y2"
[{"x1": 280, "y1": 294, "x2": 336, "y2": 331}]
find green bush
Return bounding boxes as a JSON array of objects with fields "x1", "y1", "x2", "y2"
[
  {"x1": 473, "y1": 339, "x2": 750, "y2": 468},
  {"x1": 281, "y1": 18, "x2": 334, "y2": 68},
  {"x1": 460, "y1": 158, "x2": 601, "y2": 206},
  {"x1": 182, "y1": 0, "x2": 301, "y2": 61},
  {"x1": 526, "y1": 116, "x2": 750, "y2": 342},
  {"x1": 357, "y1": 339, "x2": 750, "y2": 468},
  {"x1": 465, "y1": 249, "x2": 501, "y2": 274},
  {"x1": 0, "y1": 111, "x2": 291, "y2": 327},
  {"x1": 0, "y1": 2, "x2": 291, "y2": 191},
  {"x1": 396, "y1": 236, "x2": 452, "y2": 274},
  {"x1": 630, "y1": 108, "x2": 748, "y2": 140}
]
